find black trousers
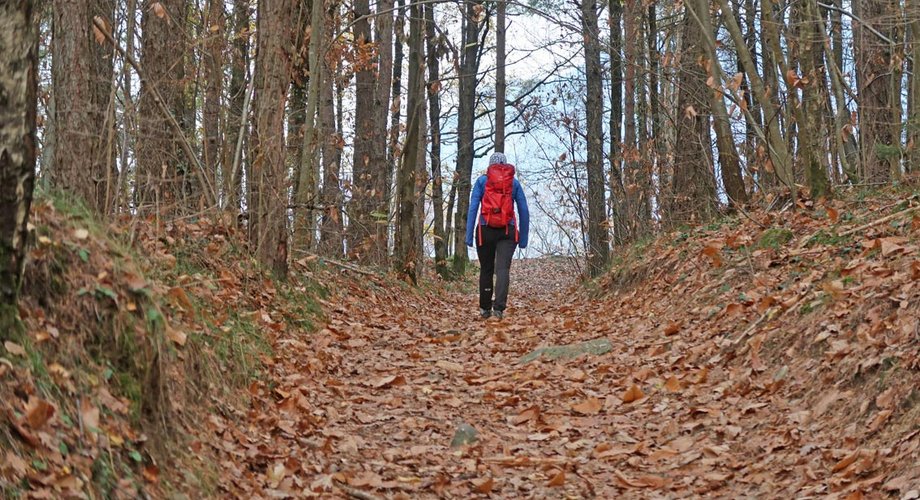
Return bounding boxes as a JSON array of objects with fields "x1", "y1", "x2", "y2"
[{"x1": 476, "y1": 225, "x2": 517, "y2": 311}]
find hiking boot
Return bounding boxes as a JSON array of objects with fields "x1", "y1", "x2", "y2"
[
  {"x1": 480, "y1": 308, "x2": 492, "y2": 319},
  {"x1": 493, "y1": 310, "x2": 504, "y2": 320}
]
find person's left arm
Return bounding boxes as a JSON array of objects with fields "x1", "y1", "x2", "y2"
[{"x1": 514, "y1": 179, "x2": 529, "y2": 249}]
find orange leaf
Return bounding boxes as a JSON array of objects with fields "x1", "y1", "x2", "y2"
[
  {"x1": 142, "y1": 465, "x2": 160, "y2": 483},
  {"x1": 622, "y1": 384, "x2": 645, "y2": 404},
  {"x1": 832, "y1": 450, "x2": 859, "y2": 473},
  {"x1": 511, "y1": 405, "x2": 540, "y2": 426},
  {"x1": 472, "y1": 476, "x2": 494, "y2": 494},
  {"x1": 826, "y1": 206, "x2": 839, "y2": 223},
  {"x1": 367, "y1": 374, "x2": 406, "y2": 389},
  {"x1": 663, "y1": 322, "x2": 682, "y2": 336},
  {"x1": 25, "y1": 397, "x2": 55, "y2": 430},
  {"x1": 151, "y1": 1, "x2": 168, "y2": 18},
  {"x1": 664, "y1": 376, "x2": 681, "y2": 392},
  {"x1": 572, "y1": 397, "x2": 602, "y2": 416},
  {"x1": 701, "y1": 245, "x2": 723, "y2": 267},
  {"x1": 547, "y1": 470, "x2": 565, "y2": 487}
]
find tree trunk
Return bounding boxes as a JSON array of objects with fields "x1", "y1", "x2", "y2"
[
  {"x1": 717, "y1": 0, "x2": 793, "y2": 188},
  {"x1": 582, "y1": 0, "x2": 610, "y2": 276},
  {"x1": 795, "y1": 0, "x2": 831, "y2": 197},
  {"x1": 394, "y1": 0, "x2": 422, "y2": 283},
  {"x1": 319, "y1": 0, "x2": 344, "y2": 257},
  {"x1": 348, "y1": 0, "x2": 384, "y2": 263},
  {"x1": 202, "y1": 0, "x2": 224, "y2": 208},
  {"x1": 250, "y1": 0, "x2": 293, "y2": 277},
  {"x1": 426, "y1": 2, "x2": 449, "y2": 278},
  {"x1": 451, "y1": 0, "x2": 484, "y2": 276},
  {"x1": 495, "y1": 0, "x2": 506, "y2": 151},
  {"x1": 622, "y1": 0, "x2": 638, "y2": 237},
  {"x1": 0, "y1": 0, "x2": 38, "y2": 332},
  {"x1": 386, "y1": 0, "x2": 405, "y2": 225},
  {"x1": 854, "y1": 0, "x2": 898, "y2": 182},
  {"x1": 222, "y1": 0, "x2": 249, "y2": 214},
  {"x1": 291, "y1": 0, "x2": 317, "y2": 251},
  {"x1": 51, "y1": 0, "x2": 115, "y2": 213},
  {"x1": 608, "y1": 0, "x2": 626, "y2": 245},
  {"x1": 136, "y1": 0, "x2": 189, "y2": 215},
  {"x1": 909, "y1": 0, "x2": 920, "y2": 173},
  {"x1": 373, "y1": 0, "x2": 395, "y2": 263},
  {"x1": 689, "y1": 0, "x2": 747, "y2": 205},
  {"x1": 670, "y1": 3, "x2": 717, "y2": 224}
]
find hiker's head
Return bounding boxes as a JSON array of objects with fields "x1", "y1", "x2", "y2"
[{"x1": 489, "y1": 152, "x2": 507, "y2": 166}]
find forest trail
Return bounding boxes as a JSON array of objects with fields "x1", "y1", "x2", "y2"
[{"x1": 212, "y1": 254, "x2": 919, "y2": 498}]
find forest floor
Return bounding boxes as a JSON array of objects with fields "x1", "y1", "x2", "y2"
[
  {"x1": 2, "y1": 190, "x2": 920, "y2": 499},
  {"x1": 217, "y1": 193, "x2": 920, "y2": 498}
]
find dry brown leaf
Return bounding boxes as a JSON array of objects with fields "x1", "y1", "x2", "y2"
[
  {"x1": 572, "y1": 397, "x2": 602, "y2": 416},
  {"x1": 622, "y1": 384, "x2": 645, "y2": 404},
  {"x1": 701, "y1": 245, "x2": 723, "y2": 267},
  {"x1": 367, "y1": 374, "x2": 406, "y2": 388},
  {"x1": 25, "y1": 397, "x2": 55, "y2": 430},
  {"x1": 151, "y1": 1, "x2": 168, "y2": 18},
  {"x1": 664, "y1": 376, "x2": 681, "y2": 392},
  {"x1": 663, "y1": 322, "x2": 682, "y2": 336},
  {"x1": 3, "y1": 341, "x2": 25, "y2": 357},
  {"x1": 472, "y1": 476, "x2": 494, "y2": 494},
  {"x1": 511, "y1": 405, "x2": 540, "y2": 425},
  {"x1": 547, "y1": 470, "x2": 565, "y2": 487},
  {"x1": 831, "y1": 450, "x2": 859, "y2": 473},
  {"x1": 166, "y1": 326, "x2": 187, "y2": 346}
]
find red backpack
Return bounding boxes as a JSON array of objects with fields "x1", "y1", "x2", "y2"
[{"x1": 479, "y1": 164, "x2": 518, "y2": 242}]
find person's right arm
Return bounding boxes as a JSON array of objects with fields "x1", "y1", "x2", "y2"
[{"x1": 465, "y1": 176, "x2": 485, "y2": 246}]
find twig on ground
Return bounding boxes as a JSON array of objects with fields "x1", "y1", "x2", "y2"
[
  {"x1": 333, "y1": 479, "x2": 385, "y2": 500},
  {"x1": 294, "y1": 251, "x2": 379, "y2": 276},
  {"x1": 839, "y1": 205, "x2": 918, "y2": 237}
]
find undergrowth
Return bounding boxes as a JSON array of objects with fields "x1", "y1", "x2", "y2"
[{"x1": 0, "y1": 191, "x2": 325, "y2": 497}]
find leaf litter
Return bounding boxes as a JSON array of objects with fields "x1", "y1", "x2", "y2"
[{"x1": 3, "y1": 193, "x2": 920, "y2": 497}]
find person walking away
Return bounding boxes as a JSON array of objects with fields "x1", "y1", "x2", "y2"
[{"x1": 465, "y1": 152, "x2": 529, "y2": 320}]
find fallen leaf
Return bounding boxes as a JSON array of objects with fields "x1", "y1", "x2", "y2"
[
  {"x1": 73, "y1": 228, "x2": 90, "y2": 240},
  {"x1": 80, "y1": 400, "x2": 100, "y2": 437},
  {"x1": 664, "y1": 376, "x2": 681, "y2": 392},
  {"x1": 572, "y1": 397, "x2": 602, "y2": 415},
  {"x1": 472, "y1": 476, "x2": 494, "y2": 493},
  {"x1": 622, "y1": 385, "x2": 645, "y2": 404},
  {"x1": 142, "y1": 465, "x2": 160, "y2": 483},
  {"x1": 511, "y1": 405, "x2": 540, "y2": 426},
  {"x1": 25, "y1": 397, "x2": 55, "y2": 430},
  {"x1": 663, "y1": 322, "x2": 682, "y2": 336},
  {"x1": 367, "y1": 374, "x2": 406, "y2": 389},
  {"x1": 166, "y1": 326, "x2": 187, "y2": 346},
  {"x1": 3, "y1": 341, "x2": 25, "y2": 357},
  {"x1": 547, "y1": 470, "x2": 565, "y2": 487},
  {"x1": 831, "y1": 449, "x2": 859, "y2": 473}
]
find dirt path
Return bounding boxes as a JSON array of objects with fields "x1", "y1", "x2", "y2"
[{"x1": 209, "y1": 258, "x2": 915, "y2": 498}]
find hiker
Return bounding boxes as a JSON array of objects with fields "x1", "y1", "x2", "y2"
[{"x1": 465, "y1": 152, "x2": 530, "y2": 320}]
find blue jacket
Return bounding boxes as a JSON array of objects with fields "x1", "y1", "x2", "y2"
[{"x1": 465, "y1": 175, "x2": 530, "y2": 249}]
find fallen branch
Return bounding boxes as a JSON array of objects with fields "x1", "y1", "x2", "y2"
[
  {"x1": 294, "y1": 251, "x2": 379, "y2": 276},
  {"x1": 482, "y1": 456, "x2": 568, "y2": 467},
  {"x1": 333, "y1": 479, "x2": 385, "y2": 500},
  {"x1": 839, "y1": 204, "x2": 919, "y2": 237}
]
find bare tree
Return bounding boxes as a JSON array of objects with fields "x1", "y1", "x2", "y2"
[
  {"x1": 51, "y1": 0, "x2": 116, "y2": 213},
  {"x1": 581, "y1": 0, "x2": 610, "y2": 276},
  {"x1": 0, "y1": 0, "x2": 38, "y2": 334},
  {"x1": 136, "y1": 0, "x2": 190, "y2": 214},
  {"x1": 249, "y1": 0, "x2": 294, "y2": 277}
]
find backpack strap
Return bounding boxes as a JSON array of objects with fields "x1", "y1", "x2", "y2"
[{"x1": 477, "y1": 215, "x2": 483, "y2": 246}]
